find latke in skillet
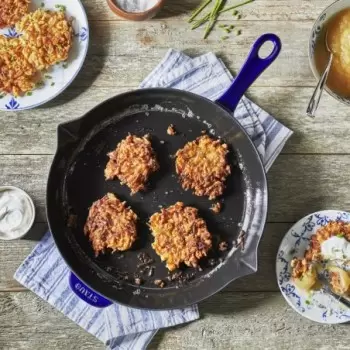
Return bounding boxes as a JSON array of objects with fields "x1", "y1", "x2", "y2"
[
  {"x1": 84, "y1": 193, "x2": 138, "y2": 256},
  {"x1": 175, "y1": 135, "x2": 231, "y2": 200},
  {"x1": 0, "y1": 0, "x2": 30, "y2": 29},
  {"x1": 105, "y1": 134, "x2": 159, "y2": 195},
  {"x1": 149, "y1": 202, "x2": 212, "y2": 271}
]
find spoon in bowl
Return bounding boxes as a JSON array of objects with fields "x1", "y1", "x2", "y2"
[{"x1": 306, "y1": 30, "x2": 334, "y2": 118}]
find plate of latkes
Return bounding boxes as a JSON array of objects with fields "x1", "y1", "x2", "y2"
[
  {"x1": 0, "y1": 0, "x2": 89, "y2": 111},
  {"x1": 277, "y1": 210, "x2": 350, "y2": 324}
]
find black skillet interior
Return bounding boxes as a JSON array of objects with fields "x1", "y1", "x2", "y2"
[{"x1": 47, "y1": 88, "x2": 267, "y2": 309}]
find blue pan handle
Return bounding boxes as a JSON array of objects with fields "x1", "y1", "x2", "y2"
[
  {"x1": 216, "y1": 33, "x2": 281, "y2": 112},
  {"x1": 69, "y1": 273, "x2": 112, "y2": 308}
]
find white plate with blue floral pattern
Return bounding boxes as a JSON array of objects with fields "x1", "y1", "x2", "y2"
[
  {"x1": 276, "y1": 210, "x2": 350, "y2": 324},
  {"x1": 0, "y1": 0, "x2": 89, "y2": 111}
]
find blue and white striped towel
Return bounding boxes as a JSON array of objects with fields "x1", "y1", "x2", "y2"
[
  {"x1": 14, "y1": 49, "x2": 292, "y2": 350},
  {"x1": 141, "y1": 49, "x2": 292, "y2": 170}
]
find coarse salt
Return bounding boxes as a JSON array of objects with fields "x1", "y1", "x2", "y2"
[{"x1": 114, "y1": 0, "x2": 159, "y2": 13}]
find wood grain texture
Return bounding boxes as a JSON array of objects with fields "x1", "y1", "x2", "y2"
[
  {"x1": 0, "y1": 291, "x2": 103, "y2": 350},
  {"x1": 0, "y1": 223, "x2": 286, "y2": 291},
  {"x1": 150, "y1": 291, "x2": 349, "y2": 350},
  {"x1": 47, "y1": 20, "x2": 314, "y2": 87},
  {"x1": 0, "y1": 291, "x2": 348, "y2": 350}
]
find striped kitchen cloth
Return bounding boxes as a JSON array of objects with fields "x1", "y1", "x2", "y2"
[
  {"x1": 141, "y1": 49, "x2": 293, "y2": 170},
  {"x1": 14, "y1": 49, "x2": 292, "y2": 350}
]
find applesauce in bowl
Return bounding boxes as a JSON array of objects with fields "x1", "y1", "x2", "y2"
[{"x1": 309, "y1": 0, "x2": 350, "y2": 105}]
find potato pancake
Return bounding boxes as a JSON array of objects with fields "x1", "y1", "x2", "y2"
[
  {"x1": 149, "y1": 202, "x2": 212, "y2": 271},
  {"x1": 175, "y1": 135, "x2": 231, "y2": 200}
]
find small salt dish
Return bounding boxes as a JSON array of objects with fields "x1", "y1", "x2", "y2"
[{"x1": 107, "y1": 0, "x2": 166, "y2": 21}]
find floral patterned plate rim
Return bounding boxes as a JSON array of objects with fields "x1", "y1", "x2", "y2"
[
  {"x1": 0, "y1": 0, "x2": 89, "y2": 111},
  {"x1": 276, "y1": 210, "x2": 350, "y2": 324}
]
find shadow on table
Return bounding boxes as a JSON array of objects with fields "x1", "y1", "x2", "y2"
[
  {"x1": 22, "y1": 223, "x2": 48, "y2": 241},
  {"x1": 156, "y1": 0, "x2": 198, "y2": 19},
  {"x1": 39, "y1": 16, "x2": 111, "y2": 108},
  {"x1": 149, "y1": 291, "x2": 278, "y2": 348}
]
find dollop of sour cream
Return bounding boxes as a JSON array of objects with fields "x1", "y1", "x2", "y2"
[
  {"x1": 321, "y1": 236, "x2": 350, "y2": 260},
  {"x1": 0, "y1": 188, "x2": 34, "y2": 240}
]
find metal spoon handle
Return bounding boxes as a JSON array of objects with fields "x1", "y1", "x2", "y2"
[
  {"x1": 306, "y1": 54, "x2": 333, "y2": 118},
  {"x1": 324, "y1": 287, "x2": 350, "y2": 309}
]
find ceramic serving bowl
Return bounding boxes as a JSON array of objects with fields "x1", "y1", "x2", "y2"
[
  {"x1": 309, "y1": 0, "x2": 350, "y2": 106},
  {"x1": 107, "y1": 0, "x2": 166, "y2": 21}
]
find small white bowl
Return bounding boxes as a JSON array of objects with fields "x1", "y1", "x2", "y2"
[
  {"x1": 309, "y1": 0, "x2": 350, "y2": 106},
  {"x1": 0, "y1": 186, "x2": 36, "y2": 240}
]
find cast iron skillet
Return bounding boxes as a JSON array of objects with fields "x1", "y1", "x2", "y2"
[{"x1": 47, "y1": 34, "x2": 281, "y2": 310}]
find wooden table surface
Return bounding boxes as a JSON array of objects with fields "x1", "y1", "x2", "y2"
[{"x1": 1, "y1": 0, "x2": 349, "y2": 349}]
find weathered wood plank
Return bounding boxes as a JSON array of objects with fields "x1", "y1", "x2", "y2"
[
  {"x1": 1, "y1": 154, "x2": 350, "y2": 223},
  {"x1": 1, "y1": 86, "x2": 349, "y2": 155},
  {"x1": 0, "y1": 156, "x2": 52, "y2": 223},
  {"x1": 0, "y1": 290, "x2": 347, "y2": 350},
  {"x1": 0, "y1": 224, "x2": 47, "y2": 291},
  {"x1": 73, "y1": 20, "x2": 313, "y2": 88},
  {"x1": 82, "y1": 0, "x2": 332, "y2": 22},
  {"x1": 0, "y1": 291, "x2": 103, "y2": 350},
  {"x1": 0, "y1": 222, "x2": 287, "y2": 292},
  {"x1": 150, "y1": 291, "x2": 349, "y2": 349},
  {"x1": 86, "y1": 20, "x2": 309, "y2": 57}
]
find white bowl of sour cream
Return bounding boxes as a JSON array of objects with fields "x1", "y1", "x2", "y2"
[
  {"x1": 0, "y1": 186, "x2": 35, "y2": 240},
  {"x1": 321, "y1": 235, "x2": 350, "y2": 260}
]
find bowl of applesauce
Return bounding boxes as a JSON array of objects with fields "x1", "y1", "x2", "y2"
[{"x1": 309, "y1": 0, "x2": 350, "y2": 105}]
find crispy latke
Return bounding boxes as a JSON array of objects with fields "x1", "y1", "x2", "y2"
[
  {"x1": 84, "y1": 193, "x2": 138, "y2": 256},
  {"x1": 16, "y1": 9, "x2": 73, "y2": 70},
  {"x1": 291, "y1": 221, "x2": 350, "y2": 294},
  {"x1": 105, "y1": 134, "x2": 159, "y2": 195},
  {"x1": 175, "y1": 135, "x2": 231, "y2": 200},
  {"x1": 0, "y1": 0, "x2": 30, "y2": 28},
  {"x1": 0, "y1": 8, "x2": 73, "y2": 96},
  {"x1": 149, "y1": 202, "x2": 212, "y2": 271},
  {"x1": 291, "y1": 221, "x2": 350, "y2": 273},
  {"x1": 305, "y1": 221, "x2": 350, "y2": 262},
  {"x1": 0, "y1": 36, "x2": 38, "y2": 96}
]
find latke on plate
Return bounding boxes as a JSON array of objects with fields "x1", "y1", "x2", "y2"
[
  {"x1": 0, "y1": 0, "x2": 30, "y2": 29},
  {"x1": 16, "y1": 9, "x2": 74, "y2": 70},
  {"x1": 0, "y1": 36, "x2": 38, "y2": 96},
  {"x1": 149, "y1": 202, "x2": 212, "y2": 271},
  {"x1": 84, "y1": 193, "x2": 138, "y2": 256},
  {"x1": 105, "y1": 134, "x2": 159, "y2": 195},
  {"x1": 291, "y1": 221, "x2": 350, "y2": 295},
  {"x1": 0, "y1": 8, "x2": 74, "y2": 96},
  {"x1": 175, "y1": 135, "x2": 231, "y2": 200},
  {"x1": 304, "y1": 220, "x2": 350, "y2": 261}
]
